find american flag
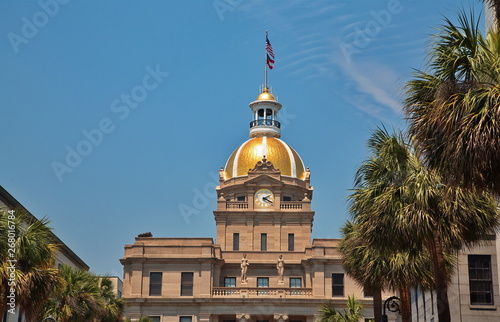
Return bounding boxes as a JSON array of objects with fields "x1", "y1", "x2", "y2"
[
  {"x1": 266, "y1": 54, "x2": 274, "y2": 69},
  {"x1": 266, "y1": 35, "x2": 274, "y2": 59}
]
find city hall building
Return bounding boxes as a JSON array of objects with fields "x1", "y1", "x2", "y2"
[{"x1": 120, "y1": 85, "x2": 385, "y2": 322}]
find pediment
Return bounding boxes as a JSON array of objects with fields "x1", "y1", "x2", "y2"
[
  {"x1": 243, "y1": 174, "x2": 284, "y2": 187},
  {"x1": 248, "y1": 157, "x2": 281, "y2": 175}
]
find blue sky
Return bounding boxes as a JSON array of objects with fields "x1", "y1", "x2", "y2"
[{"x1": 0, "y1": 0, "x2": 484, "y2": 276}]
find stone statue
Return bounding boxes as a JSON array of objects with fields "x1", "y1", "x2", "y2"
[
  {"x1": 277, "y1": 255, "x2": 284, "y2": 283},
  {"x1": 241, "y1": 254, "x2": 249, "y2": 283}
]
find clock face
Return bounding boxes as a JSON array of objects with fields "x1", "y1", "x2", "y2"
[{"x1": 254, "y1": 189, "x2": 274, "y2": 208}]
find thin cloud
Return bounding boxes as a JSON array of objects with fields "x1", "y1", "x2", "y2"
[{"x1": 339, "y1": 57, "x2": 403, "y2": 117}]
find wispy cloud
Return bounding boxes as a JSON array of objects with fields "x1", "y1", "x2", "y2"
[
  {"x1": 235, "y1": 0, "x2": 407, "y2": 120},
  {"x1": 337, "y1": 56, "x2": 403, "y2": 119}
]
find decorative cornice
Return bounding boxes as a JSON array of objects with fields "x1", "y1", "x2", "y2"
[{"x1": 248, "y1": 156, "x2": 280, "y2": 175}]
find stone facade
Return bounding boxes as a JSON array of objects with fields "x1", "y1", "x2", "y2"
[
  {"x1": 120, "y1": 162, "x2": 387, "y2": 321},
  {"x1": 411, "y1": 236, "x2": 500, "y2": 321},
  {"x1": 120, "y1": 86, "x2": 395, "y2": 322}
]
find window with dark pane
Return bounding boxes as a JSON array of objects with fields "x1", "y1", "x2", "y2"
[
  {"x1": 181, "y1": 272, "x2": 194, "y2": 296},
  {"x1": 288, "y1": 233, "x2": 295, "y2": 251},
  {"x1": 332, "y1": 273, "x2": 344, "y2": 297},
  {"x1": 233, "y1": 233, "x2": 239, "y2": 251},
  {"x1": 469, "y1": 255, "x2": 493, "y2": 305},
  {"x1": 261, "y1": 233, "x2": 267, "y2": 251},
  {"x1": 290, "y1": 277, "x2": 301, "y2": 288},
  {"x1": 149, "y1": 272, "x2": 162, "y2": 296},
  {"x1": 224, "y1": 277, "x2": 236, "y2": 287},
  {"x1": 257, "y1": 277, "x2": 269, "y2": 287}
]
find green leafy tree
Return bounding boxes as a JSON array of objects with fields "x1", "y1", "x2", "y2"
[
  {"x1": 43, "y1": 265, "x2": 124, "y2": 322},
  {"x1": 99, "y1": 276, "x2": 126, "y2": 322},
  {"x1": 318, "y1": 295, "x2": 363, "y2": 322},
  {"x1": 349, "y1": 127, "x2": 498, "y2": 322},
  {"x1": 0, "y1": 209, "x2": 60, "y2": 321},
  {"x1": 43, "y1": 265, "x2": 103, "y2": 321},
  {"x1": 340, "y1": 221, "x2": 438, "y2": 322},
  {"x1": 404, "y1": 10, "x2": 500, "y2": 194}
]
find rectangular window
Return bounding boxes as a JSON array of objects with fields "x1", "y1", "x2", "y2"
[
  {"x1": 469, "y1": 255, "x2": 494, "y2": 305},
  {"x1": 233, "y1": 233, "x2": 239, "y2": 251},
  {"x1": 290, "y1": 277, "x2": 301, "y2": 288},
  {"x1": 288, "y1": 233, "x2": 295, "y2": 251},
  {"x1": 180, "y1": 317, "x2": 192, "y2": 322},
  {"x1": 364, "y1": 288, "x2": 373, "y2": 298},
  {"x1": 257, "y1": 277, "x2": 269, "y2": 287},
  {"x1": 237, "y1": 195, "x2": 246, "y2": 201},
  {"x1": 332, "y1": 273, "x2": 344, "y2": 297},
  {"x1": 283, "y1": 196, "x2": 292, "y2": 201},
  {"x1": 224, "y1": 277, "x2": 236, "y2": 287},
  {"x1": 261, "y1": 233, "x2": 267, "y2": 251},
  {"x1": 149, "y1": 317, "x2": 161, "y2": 322},
  {"x1": 149, "y1": 272, "x2": 162, "y2": 296},
  {"x1": 257, "y1": 277, "x2": 269, "y2": 295},
  {"x1": 181, "y1": 272, "x2": 194, "y2": 296}
]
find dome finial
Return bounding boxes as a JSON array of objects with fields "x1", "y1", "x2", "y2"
[{"x1": 255, "y1": 86, "x2": 276, "y2": 101}]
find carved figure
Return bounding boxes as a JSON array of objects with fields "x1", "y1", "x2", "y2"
[
  {"x1": 241, "y1": 254, "x2": 249, "y2": 283},
  {"x1": 277, "y1": 255, "x2": 284, "y2": 282}
]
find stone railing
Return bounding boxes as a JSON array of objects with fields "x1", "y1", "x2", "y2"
[
  {"x1": 226, "y1": 202, "x2": 249, "y2": 209},
  {"x1": 212, "y1": 287, "x2": 312, "y2": 298},
  {"x1": 280, "y1": 202, "x2": 303, "y2": 210},
  {"x1": 212, "y1": 287, "x2": 241, "y2": 296}
]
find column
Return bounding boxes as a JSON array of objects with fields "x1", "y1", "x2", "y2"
[{"x1": 312, "y1": 262, "x2": 325, "y2": 297}]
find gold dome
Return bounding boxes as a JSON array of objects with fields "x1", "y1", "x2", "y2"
[
  {"x1": 224, "y1": 137, "x2": 305, "y2": 180},
  {"x1": 255, "y1": 87, "x2": 276, "y2": 101}
]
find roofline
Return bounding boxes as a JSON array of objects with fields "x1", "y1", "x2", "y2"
[{"x1": 0, "y1": 185, "x2": 89, "y2": 270}]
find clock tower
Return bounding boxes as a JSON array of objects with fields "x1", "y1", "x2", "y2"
[
  {"x1": 214, "y1": 85, "x2": 314, "y2": 252},
  {"x1": 121, "y1": 81, "x2": 382, "y2": 322}
]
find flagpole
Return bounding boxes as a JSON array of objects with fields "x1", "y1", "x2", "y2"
[{"x1": 264, "y1": 30, "x2": 268, "y2": 89}]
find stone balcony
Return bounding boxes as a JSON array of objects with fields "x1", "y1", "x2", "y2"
[
  {"x1": 224, "y1": 201, "x2": 309, "y2": 211},
  {"x1": 212, "y1": 287, "x2": 312, "y2": 298}
]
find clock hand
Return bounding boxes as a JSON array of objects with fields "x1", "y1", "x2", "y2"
[{"x1": 263, "y1": 196, "x2": 272, "y2": 203}]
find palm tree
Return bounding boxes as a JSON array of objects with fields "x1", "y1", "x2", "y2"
[
  {"x1": 43, "y1": 265, "x2": 125, "y2": 322},
  {"x1": 484, "y1": 0, "x2": 500, "y2": 31},
  {"x1": 43, "y1": 265, "x2": 104, "y2": 322},
  {"x1": 349, "y1": 127, "x2": 499, "y2": 322},
  {"x1": 318, "y1": 295, "x2": 363, "y2": 322},
  {"x1": 404, "y1": 10, "x2": 500, "y2": 194},
  {"x1": 99, "y1": 276, "x2": 126, "y2": 322},
  {"x1": 340, "y1": 221, "x2": 438, "y2": 322},
  {"x1": 0, "y1": 209, "x2": 60, "y2": 321}
]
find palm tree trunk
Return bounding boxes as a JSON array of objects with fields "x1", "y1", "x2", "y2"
[
  {"x1": 485, "y1": 0, "x2": 500, "y2": 31},
  {"x1": 373, "y1": 288, "x2": 382, "y2": 322},
  {"x1": 399, "y1": 286, "x2": 412, "y2": 322},
  {"x1": 427, "y1": 234, "x2": 451, "y2": 322}
]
